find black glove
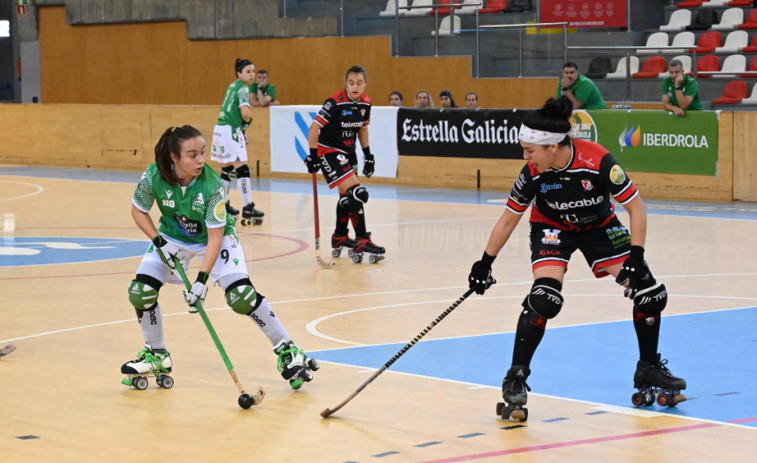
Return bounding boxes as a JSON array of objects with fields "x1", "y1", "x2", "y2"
[
  {"x1": 362, "y1": 146, "x2": 375, "y2": 178},
  {"x1": 305, "y1": 148, "x2": 320, "y2": 174},
  {"x1": 615, "y1": 245, "x2": 655, "y2": 292},
  {"x1": 152, "y1": 235, "x2": 185, "y2": 269},
  {"x1": 468, "y1": 251, "x2": 496, "y2": 295}
]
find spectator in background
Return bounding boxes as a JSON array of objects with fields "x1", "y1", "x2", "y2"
[
  {"x1": 662, "y1": 59, "x2": 702, "y2": 117},
  {"x1": 465, "y1": 92, "x2": 479, "y2": 109},
  {"x1": 556, "y1": 62, "x2": 607, "y2": 110},
  {"x1": 439, "y1": 90, "x2": 458, "y2": 109},
  {"x1": 389, "y1": 91, "x2": 404, "y2": 107},
  {"x1": 251, "y1": 69, "x2": 280, "y2": 107},
  {"x1": 415, "y1": 90, "x2": 434, "y2": 108}
]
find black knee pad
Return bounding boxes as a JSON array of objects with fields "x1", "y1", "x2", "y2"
[
  {"x1": 632, "y1": 282, "x2": 667, "y2": 315},
  {"x1": 338, "y1": 185, "x2": 369, "y2": 213},
  {"x1": 522, "y1": 277, "x2": 564, "y2": 319},
  {"x1": 235, "y1": 164, "x2": 251, "y2": 178}
]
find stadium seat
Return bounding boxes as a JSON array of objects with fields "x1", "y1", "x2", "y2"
[
  {"x1": 738, "y1": 8, "x2": 757, "y2": 28},
  {"x1": 406, "y1": 0, "x2": 434, "y2": 16},
  {"x1": 458, "y1": 0, "x2": 482, "y2": 14},
  {"x1": 638, "y1": 32, "x2": 669, "y2": 54},
  {"x1": 509, "y1": 0, "x2": 532, "y2": 11},
  {"x1": 678, "y1": 0, "x2": 705, "y2": 7},
  {"x1": 605, "y1": 56, "x2": 639, "y2": 79},
  {"x1": 692, "y1": 30, "x2": 723, "y2": 52},
  {"x1": 480, "y1": 0, "x2": 508, "y2": 14},
  {"x1": 661, "y1": 9, "x2": 692, "y2": 31},
  {"x1": 658, "y1": 55, "x2": 692, "y2": 77},
  {"x1": 712, "y1": 79, "x2": 748, "y2": 103},
  {"x1": 693, "y1": 54, "x2": 720, "y2": 78},
  {"x1": 633, "y1": 55, "x2": 667, "y2": 78},
  {"x1": 669, "y1": 31, "x2": 696, "y2": 53},
  {"x1": 741, "y1": 55, "x2": 757, "y2": 77},
  {"x1": 432, "y1": 14, "x2": 461, "y2": 35},
  {"x1": 584, "y1": 56, "x2": 613, "y2": 79},
  {"x1": 728, "y1": 0, "x2": 753, "y2": 5},
  {"x1": 379, "y1": 0, "x2": 409, "y2": 16},
  {"x1": 432, "y1": 0, "x2": 457, "y2": 15},
  {"x1": 715, "y1": 30, "x2": 749, "y2": 51},
  {"x1": 716, "y1": 54, "x2": 747, "y2": 77},
  {"x1": 712, "y1": 8, "x2": 745, "y2": 30},
  {"x1": 740, "y1": 82, "x2": 757, "y2": 103},
  {"x1": 686, "y1": 8, "x2": 719, "y2": 30}
]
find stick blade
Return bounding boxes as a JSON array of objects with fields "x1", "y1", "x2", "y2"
[
  {"x1": 317, "y1": 256, "x2": 335, "y2": 269},
  {"x1": 251, "y1": 386, "x2": 266, "y2": 406},
  {"x1": 320, "y1": 407, "x2": 335, "y2": 418}
]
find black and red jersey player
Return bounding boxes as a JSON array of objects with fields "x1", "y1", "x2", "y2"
[
  {"x1": 305, "y1": 65, "x2": 385, "y2": 263},
  {"x1": 467, "y1": 96, "x2": 685, "y2": 421}
]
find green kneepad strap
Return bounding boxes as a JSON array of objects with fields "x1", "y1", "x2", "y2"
[
  {"x1": 128, "y1": 280, "x2": 159, "y2": 311},
  {"x1": 226, "y1": 284, "x2": 262, "y2": 315}
]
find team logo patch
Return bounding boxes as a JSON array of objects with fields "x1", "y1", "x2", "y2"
[
  {"x1": 214, "y1": 200, "x2": 227, "y2": 222},
  {"x1": 541, "y1": 229, "x2": 562, "y2": 245},
  {"x1": 581, "y1": 179, "x2": 593, "y2": 191},
  {"x1": 610, "y1": 165, "x2": 626, "y2": 185},
  {"x1": 360, "y1": 109, "x2": 366, "y2": 117},
  {"x1": 568, "y1": 110, "x2": 598, "y2": 142},
  {"x1": 337, "y1": 154, "x2": 349, "y2": 165}
]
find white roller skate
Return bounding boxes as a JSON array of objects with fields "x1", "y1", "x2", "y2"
[
  {"x1": 274, "y1": 340, "x2": 320, "y2": 390},
  {"x1": 121, "y1": 345, "x2": 174, "y2": 390}
]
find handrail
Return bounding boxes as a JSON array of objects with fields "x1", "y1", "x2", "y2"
[{"x1": 394, "y1": 1, "x2": 481, "y2": 58}]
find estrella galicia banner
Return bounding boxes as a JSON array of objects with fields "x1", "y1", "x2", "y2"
[{"x1": 397, "y1": 108, "x2": 528, "y2": 159}]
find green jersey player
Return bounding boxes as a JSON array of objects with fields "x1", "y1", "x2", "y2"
[
  {"x1": 121, "y1": 125, "x2": 319, "y2": 391},
  {"x1": 210, "y1": 58, "x2": 265, "y2": 224}
]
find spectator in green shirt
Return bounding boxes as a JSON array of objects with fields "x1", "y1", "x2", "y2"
[
  {"x1": 555, "y1": 62, "x2": 607, "y2": 110},
  {"x1": 662, "y1": 59, "x2": 702, "y2": 117},
  {"x1": 251, "y1": 69, "x2": 280, "y2": 107}
]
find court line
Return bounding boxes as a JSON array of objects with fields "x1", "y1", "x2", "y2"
[{"x1": 0, "y1": 180, "x2": 44, "y2": 202}]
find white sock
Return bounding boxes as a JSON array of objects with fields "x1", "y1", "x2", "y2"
[
  {"x1": 223, "y1": 179, "x2": 231, "y2": 199},
  {"x1": 138, "y1": 303, "x2": 166, "y2": 350},
  {"x1": 238, "y1": 177, "x2": 253, "y2": 206},
  {"x1": 248, "y1": 298, "x2": 290, "y2": 347}
]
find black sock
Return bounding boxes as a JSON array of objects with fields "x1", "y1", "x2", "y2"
[
  {"x1": 633, "y1": 307, "x2": 660, "y2": 363},
  {"x1": 511, "y1": 309, "x2": 547, "y2": 368},
  {"x1": 335, "y1": 194, "x2": 350, "y2": 236}
]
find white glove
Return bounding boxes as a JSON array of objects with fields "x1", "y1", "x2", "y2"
[
  {"x1": 183, "y1": 272, "x2": 209, "y2": 309},
  {"x1": 152, "y1": 236, "x2": 186, "y2": 269}
]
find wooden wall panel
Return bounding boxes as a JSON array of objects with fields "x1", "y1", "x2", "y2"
[{"x1": 733, "y1": 112, "x2": 757, "y2": 201}]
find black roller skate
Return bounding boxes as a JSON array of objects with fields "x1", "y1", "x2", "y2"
[
  {"x1": 240, "y1": 203, "x2": 264, "y2": 226},
  {"x1": 274, "y1": 340, "x2": 320, "y2": 390},
  {"x1": 225, "y1": 200, "x2": 240, "y2": 217},
  {"x1": 496, "y1": 366, "x2": 531, "y2": 422},
  {"x1": 331, "y1": 233, "x2": 356, "y2": 258},
  {"x1": 352, "y1": 232, "x2": 385, "y2": 264},
  {"x1": 120, "y1": 344, "x2": 174, "y2": 390},
  {"x1": 631, "y1": 353, "x2": 687, "y2": 407}
]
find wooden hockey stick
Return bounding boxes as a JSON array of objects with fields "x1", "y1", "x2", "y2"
[
  {"x1": 321, "y1": 287, "x2": 483, "y2": 418},
  {"x1": 312, "y1": 172, "x2": 335, "y2": 269},
  {"x1": 173, "y1": 256, "x2": 265, "y2": 409}
]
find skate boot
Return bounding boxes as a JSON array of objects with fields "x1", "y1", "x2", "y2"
[
  {"x1": 240, "y1": 203, "x2": 264, "y2": 226},
  {"x1": 331, "y1": 233, "x2": 356, "y2": 258},
  {"x1": 225, "y1": 200, "x2": 240, "y2": 217},
  {"x1": 352, "y1": 232, "x2": 385, "y2": 264},
  {"x1": 496, "y1": 366, "x2": 531, "y2": 421},
  {"x1": 273, "y1": 340, "x2": 320, "y2": 390},
  {"x1": 632, "y1": 353, "x2": 687, "y2": 407},
  {"x1": 120, "y1": 345, "x2": 174, "y2": 390}
]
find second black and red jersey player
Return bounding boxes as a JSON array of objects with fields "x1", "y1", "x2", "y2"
[{"x1": 305, "y1": 65, "x2": 385, "y2": 263}]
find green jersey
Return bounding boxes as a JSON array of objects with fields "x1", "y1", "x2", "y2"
[
  {"x1": 217, "y1": 79, "x2": 251, "y2": 129},
  {"x1": 556, "y1": 73, "x2": 607, "y2": 110},
  {"x1": 251, "y1": 82, "x2": 277, "y2": 103},
  {"x1": 662, "y1": 74, "x2": 703, "y2": 111},
  {"x1": 132, "y1": 164, "x2": 235, "y2": 244}
]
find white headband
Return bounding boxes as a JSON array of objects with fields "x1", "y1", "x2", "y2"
[{"x1": 518, "y1": 124, "x2": 567, "y2": 145}]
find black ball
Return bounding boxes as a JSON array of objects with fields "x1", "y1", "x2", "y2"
[{"x1": 238, "y1": 393, "x2": 254, "y2": 409}]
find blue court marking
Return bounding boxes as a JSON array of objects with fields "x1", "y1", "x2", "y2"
[
  {"x1": 312, "y1": 307, "x2": 757, "y2": 427},
  {"x1": 0, "y1": 236, "x2": 148, "y2": 267},
  {"x1": 415, "y1": 441, "x2": 442, "y2": 448}
]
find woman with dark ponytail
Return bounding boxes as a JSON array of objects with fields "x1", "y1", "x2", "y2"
[
  {"x1": 122, "y1": 125, "x2": 319, "y2": 393},
  {"x1": 210, "y1": 58, "x2": 265, "y2": 225},
  {"x1": 468, "y1": 96, "x2": 685, "y2": 421}
]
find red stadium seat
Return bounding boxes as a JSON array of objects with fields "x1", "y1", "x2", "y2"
[
  {"x1": 693, "y1": 54, "x2": 720, "y2": 78},
  {"x1": 691, "y1": 31, "x2": 723, "y2": 53},
  {"x1": 712, "y1": 80, "x2": 748, "y2": 103},
  {"x1": 743, "y1": 32, "x2": 757, "y2": 51},
  {"x1": 480, "y1": 0, "x2": 508, "y2": 14},
  {"x1": 728, "y1": 0, "x2": 753, "y2": 6},
  {"x1": 432, "y1": 0, "x2": 458, "y2": 15},
  {"x1": 677, "y1": 0, "x2": 705, "y2": 7},
  {"x1": 741, "y1": 55, "x2": 757, "y2": 77},
  {"x1": 738, "y1": 8, "x2": 757, "y2": 29},
  {"x1": 633, "y1": 55, "x2": 668, "y2": 78}
]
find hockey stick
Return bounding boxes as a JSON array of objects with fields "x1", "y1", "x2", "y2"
[
  {"x1": 0, "y1": 344, "x2": 17, "y2": 358},
  {"x1": 312, "y1": 172, "x2": 335, "y2": 269},
  {"x1": 172, "y1": 256, "x2": 265, "y2": 409},
  {"x1": 320, "y1": 286, "x2": 484, "y2": 418}
]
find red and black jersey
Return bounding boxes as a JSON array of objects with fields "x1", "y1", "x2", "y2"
[
  {"x1": 314, "y1": 90, "x2": 371, "y2": 156},
  {"x1": 506, "y1": 139, "x2": 638, "y2": 232}
]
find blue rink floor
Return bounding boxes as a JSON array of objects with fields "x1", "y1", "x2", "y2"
[{"x1": 312, "y1": 307, "x2": 757, "y2": 426}]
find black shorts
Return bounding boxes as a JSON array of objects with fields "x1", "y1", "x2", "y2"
[
  {"x1": 318, "y1": 151, "x2": 357, "y2": 189},
  {"x1": 529, "y1": 216, "x2": 631, "y2": 278}
]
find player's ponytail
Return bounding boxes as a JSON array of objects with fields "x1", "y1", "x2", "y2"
[
  {"x1": 154, "y1": 125, "x2": 203, "y2": 185},
  {"x1": 522, "y1": 96, "x2": 574, "y2": 146},
  {"x1": 235, "y1": 58, "x2": 253, "y2": 75}
]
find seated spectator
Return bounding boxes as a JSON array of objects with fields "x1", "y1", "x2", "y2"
[
  {"x1": 415, "y1": 90, "x2": 434, "y2": 108},
  {"x1": 439, "y1": 90, "x2": 458, "y2": 108},
  {"x1": 389, "y1": 91, "x2": 404, "y2": 107},
  {"x1": 251, "y1": 69, "x2": 280, "y2": 107},
  {"x1": 556, "y1": 62, "x2": 607, "y2": 110},
  {"x1": 465, "y1": 92, "x2": 479, "y2": 109},
  {"x1": 662, "y1": 58, "x2": 702, "y2": 117}
]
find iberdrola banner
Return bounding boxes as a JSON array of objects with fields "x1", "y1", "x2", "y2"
[{"x1": 570, "y1": 110, "x2": 719, "y2": 176}]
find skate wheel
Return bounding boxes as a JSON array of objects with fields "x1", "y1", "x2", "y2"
[
  {"x1": 656, "y1": 393, "x2": 669, "y2": 407},
  {"x1": 511, "y1": 408, "x2": 528, "y2": 422},
  {"x1": 348, "y1": 249, "x2": 354, "y2": 258},
  {"x1": 369, "y1": 255, "x2": 379, "y2": 264},
  {"x1": 157, "y1": 375, "x2": 174, "y2": 389},
  {"x1": 253, "y1": 219, "x2": 263, "y2": 225},
  {"x1": 331, "y1": 248, "x2": 341, "y2": 258},
  {"x1": 307, "y1": 358, "x2": 320, "y2": 371},
  {"x1": 133, "y1": 376, "x2": 149, "y2": 390},
  {"x1": 499, "y1": 404, "x2": 512, "y2": 421},
  {"x1": 496, "y1": 402, "x2": 504, "y2": 417},
  {"x1": 241, "y1": 219, "x2": 250, "y2": 226},
  {"x1": 632, "y1": 392, "x2": 645, "y2": 407},
  {"x1": 290, "y1": 377, "x2": 304, "y2": 390},
  {"x1": 352, "y1": 254, "x2": 363, "y2": 264}
]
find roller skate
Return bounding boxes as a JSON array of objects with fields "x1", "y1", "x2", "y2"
[
  {"x1": 331, "y1": 233, "x2": 356, "y2": 258},
  {"x1": 225, "y1": 200, "x2": 240, "y2": 217},
  {"x1": 631, "y1": 353, "x2": 687, "y2": 407},
  {"x1": 352, "y1": 232, "x2": 385, "y2": 264},
  {"x1": 274, "y1": 340, "x2": 320, "y2": 390},
  {"x1": 240, "y1": 203, "x2": 264, "y2": 226},
  {"x1": 120, "y1": 345, "x2": 174, "y2": 390},
  {"x1": 496, "y1": 366, "x2": 530, "y2": 422}
]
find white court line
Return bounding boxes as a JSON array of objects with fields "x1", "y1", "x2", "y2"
[{"x1": 0, "y1": 180, "x2": 44, "y2": 202}]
